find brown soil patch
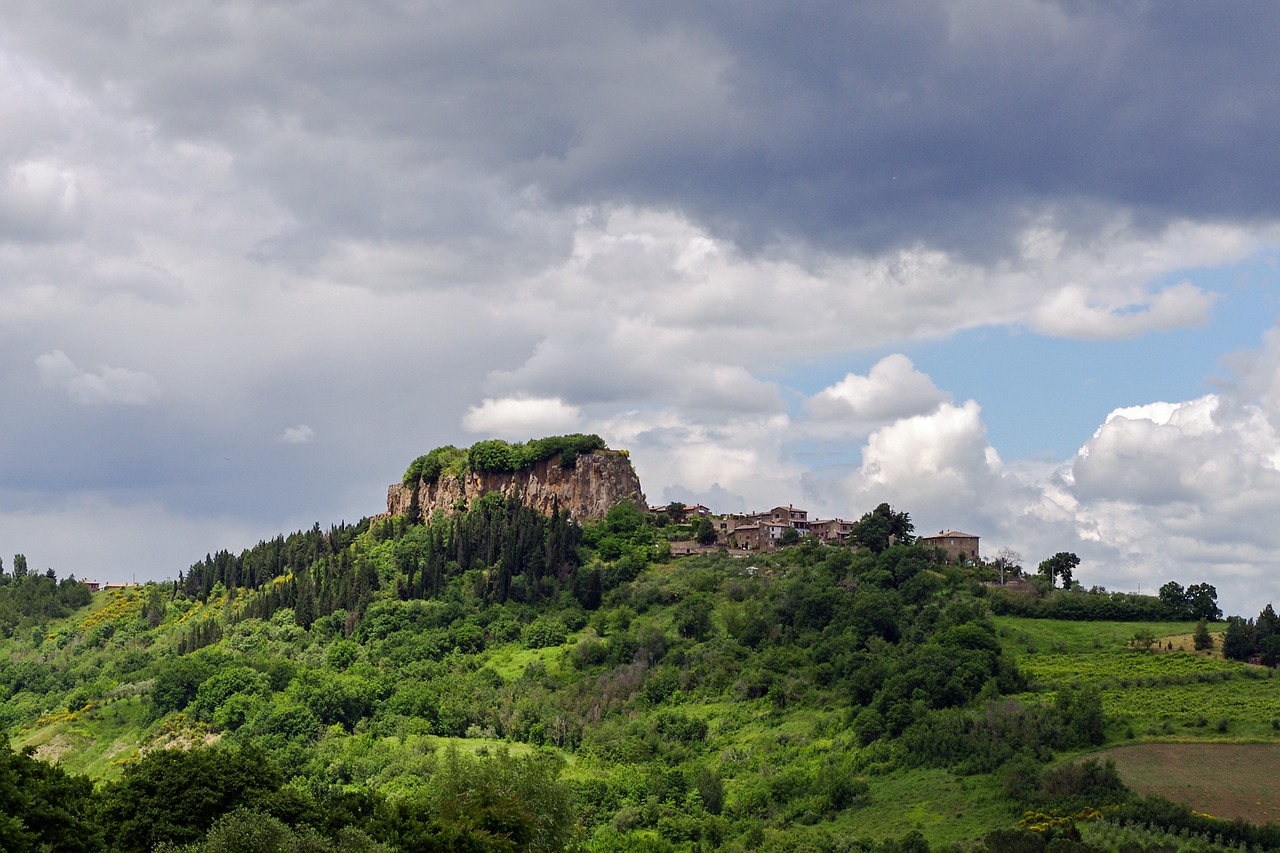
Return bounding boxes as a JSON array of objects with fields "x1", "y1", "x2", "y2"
[
  {"x1": 31, "y1": 733, "x2": 71, "y2": 763},
  {"x1": 1095, "y1": 742, "x2": 1280, "y2": 823}
]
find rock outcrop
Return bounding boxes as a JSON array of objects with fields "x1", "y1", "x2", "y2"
[{"x1": 384, "y1": 450, "x2": 645, "y2": 521}]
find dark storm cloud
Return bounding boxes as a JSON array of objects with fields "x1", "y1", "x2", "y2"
[{"x1": 3, "y1": 1, "x2": 1276, "y2": 262}]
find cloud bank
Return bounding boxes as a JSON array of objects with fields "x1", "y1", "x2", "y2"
[{"x1": 0, "y1": 2, "x2": 1277, "y2": 616}]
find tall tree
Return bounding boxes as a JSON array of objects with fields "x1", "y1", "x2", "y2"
[
  {"x1": 0, "y1": 739, "x2": 103, "y2": 852},
  {"x1": 694, "y1": 517, "x2": 718, "y2": 546},
  {"x1": 1185, "y1": 583, "x2": 1222, "y2": 621},
  {"x1": 1038, "y1": 552, "x2": 1080, "y2": 589},
  {"x1": 851, "y1": 503, "x2": 914, "y2": 553},
  {"x1": 1193, "y1": 618, "x2": 1214, "y2": 651}
]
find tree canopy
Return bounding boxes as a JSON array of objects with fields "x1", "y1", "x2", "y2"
[
  {"x1": 1037, "y1": 552, "x2": 1080, "y2": 589},
  {"x1": 403, "y1": 435, "x2": 608, "y2": 486},
  {"x1": 850, "y1": 503, "x2": 914, "y2": 553}
]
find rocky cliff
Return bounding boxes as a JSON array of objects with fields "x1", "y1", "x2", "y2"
[{"x1": 384, "y1": 449, "x2": 645, "y2": 521}]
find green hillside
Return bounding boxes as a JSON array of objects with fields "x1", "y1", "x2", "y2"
[{"x1": 3, "y1": 457, "x2": 1280, "y2": 851}]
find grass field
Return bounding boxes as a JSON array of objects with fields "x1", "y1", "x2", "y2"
[
  {"x1": 1095, "y1": 743, "x2": 1280, "y2": 824},
  {"x1": 994, "y1": 616, "x2": 1213, "y2": 655}
]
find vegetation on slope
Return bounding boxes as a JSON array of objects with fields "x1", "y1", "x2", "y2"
[{"x1": 1, "y1": 480, "x2": 1280, "y2": 851}]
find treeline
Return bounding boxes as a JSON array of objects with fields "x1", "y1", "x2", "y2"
[
  {"x1": 182, "y1": 522, "x2": 368, "y2": 600},
  {"x1": 0, "y1": 737, "x2": 574, "y2": 853},
  {"x1": 402, "y1": 433, "x2": 608, "y2": 486},
  {"x1": 0, "y1": 571, "x2": 91, "y2": 638},
  {"x1": 1222, "y1": 602, "x2": 1280, "y2": 664},
  {"x1": 988, "y1": 582, "x2": 1220, "y2": 623},
  {"x1": 188, "y1": 493, "x2": 585, "y2": 637}
]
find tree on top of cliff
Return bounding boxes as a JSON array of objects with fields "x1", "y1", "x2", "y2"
[
  {"x1": 404, "y1": 435, "x2": 610, "y2": 485},
  {"x1": 403, "y1": 445, "x2": 468, "y2": 486}
]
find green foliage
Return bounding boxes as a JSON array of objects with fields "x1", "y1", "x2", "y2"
[
  {"x1": 990, "y1": 586, "x2": 1178, "y2": 622},
  {"x1": 153, "y1": 648, "x2": 231, "y2": 717},
  {"x1": 0, "y1": 738, "x2": 103, "y2": 852},
  {"x1": 468, "y1": 439, "x2": 524, "y2": 473},
  {"x1": 1159, "y1": 581, "x2": 1223, "y2": 621},
  {"x1": 519, "y1": 433, "x2": 607, "y2": 468},
  {"x1": 403, "y1": 444, "x2": 467, "y2": 486},
  {"x1": 166, "y1": 807, "x2": 390, "y2": 853},
  {"x1": 404, "y1": 434, "x2": 611, "y2": 480},
  {"x1": 1036, "y1": 552, "x2": 1080, "y2": 589},
  {"x1": 1193, "y1": 618, "x2": 1214, "y2": 650},
  {"x1": 522, "y1": 615, "x2": 567, "y2": 649},
  {"x1": 693, "y1": 516, "x2": 718, "y2": 546},
  {"x1": 98, "y1": 744, "x2": 284, "y2": 853},
  {"x1": 0, "y1": 572, "x2": 95, "y2": 637},
  {"x1": 851, "y1": 503, "x2": 914, "y2": 553},
  {"x1": 189, "y1": 665, "x2": 270, "y2": 722},
  {"x1": 371, "y1": 747, "x2": 575, "y2": 853},
  {"x1": 14, "y1": 493, "x2": 1280, "y2": 851}
]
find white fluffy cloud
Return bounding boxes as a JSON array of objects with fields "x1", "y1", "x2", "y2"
[
  {"x1": 280, "y1": 424, "x2": 314, "y2": 444},
  {"x1": 807, "y1": 354, "x2": 949, "y2": 426},
  {"x1": 35, "y1": 349, "x2": 161, "y2": 405},
  {"x1": 832, "y1": 399, "x2": 1009, "y2": 532},
  {"x1": 463, "y1": 396, "x2": 584, "y2": 439},
  {"x1": 1032, "y1": 281, "x2": 1218, "y2": 340}
]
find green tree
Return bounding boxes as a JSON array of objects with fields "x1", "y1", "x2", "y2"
[
  {"x1": 694, "y1": 517, "x2": 718, "y2": 546},
  {"x1": 851, "y1": 503, "x2": 913, "y2": 553},
  {"x1": 97, "y1": 745, "x2": 283, "y2": 853},
  {"x1": 674, "y1": 593, "x2": 713, "y2": 641},
  {"x1": 1193, "y1": 618, "x2": 1214, "y2": 651},
  {"x1": 1037, "y1": 552, "x2": 1080, "y2": 589},
  {"x1": 0, "y1": 739, "x2": 103, "y2": 852},
  {"x1": 1222, "y1": 616, "x2": 1256, "y2": 662},
  {"x1": 143, "y1": 584, "x2": 167, "y2": 628},
  {"x1": 1186, "y1": 582, "x2": 1222, "y2": 621},
  {"x1": 467, "y1": 439, "x2": 521, "y2": 472},
  {"x1": 12, "y1": 553, "x2": 26, "y2": 579},
  {"x1": 1158, "y1": 580, "x2": 1189, "y2": 618},
  {"x1": 1129, "y1": 628, "x2": 1156, "y2": 652},
  {"x1": 294, "y1": 573, "x2": 317, "y2": 629},
  {"x1": 696, "y1": 767, "x2": 724, "y2": 816}
]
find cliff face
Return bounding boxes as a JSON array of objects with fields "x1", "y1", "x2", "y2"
[{"x1": 385, "y1": 450, "x2": 645, "y2": 521}]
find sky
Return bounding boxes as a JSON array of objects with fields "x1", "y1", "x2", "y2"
[{"x1": 2, "y1": 1, "x2": 1280, "y2": 616}]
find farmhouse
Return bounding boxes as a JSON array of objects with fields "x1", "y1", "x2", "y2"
[{"x1": 919, "y1": 530, "x2": 981, "y2": 563}]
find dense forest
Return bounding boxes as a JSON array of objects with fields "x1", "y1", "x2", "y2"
[{"x1": 3, "y1": 442, "x2": 1280, "y2": 851}]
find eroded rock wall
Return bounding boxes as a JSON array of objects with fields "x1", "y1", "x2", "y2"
[{"x1": 384, "y1": 450, "x2": 645, "y2": 521}]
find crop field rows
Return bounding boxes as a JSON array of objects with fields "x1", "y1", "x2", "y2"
[
  {"x1": 1021, "y1": 652, "x2": 1242, "y2": 688},
  {"x1": 1011, "y1": 631, "x2": 1280, "y2": 730}
]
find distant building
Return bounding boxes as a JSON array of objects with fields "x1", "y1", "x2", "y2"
[
  {"x1": 713, "y1": 507, "x2": 796, "y2": 551},
  {"x1": 919, "y1": 530, "x2": 980, "y2": 563},
  {"x1": 81, "y1": 579, "x2": 101, "y2": 593},
  {"x1": 650, "y1": 503, "x2": 712, "y2": 519},
  {"x1": 809, "y1": 518, "x2": 854, "y2": 544}
]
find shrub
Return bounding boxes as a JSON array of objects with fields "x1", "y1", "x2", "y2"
[
  {"x1": 467, "y1": 439, "x2": 522, "y2": 473},
  {"x1": 522, "y1": 616, "x2": 567, "y2": 649}
]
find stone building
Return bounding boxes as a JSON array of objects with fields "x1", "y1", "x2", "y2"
[{"x1": 918, "y1": 530, "x2": 981, "y2": 563}]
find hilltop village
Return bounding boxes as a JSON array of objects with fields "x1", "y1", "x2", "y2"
[{"x1": 652, "y1": 501, "x2": 981, "y2": 563}]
